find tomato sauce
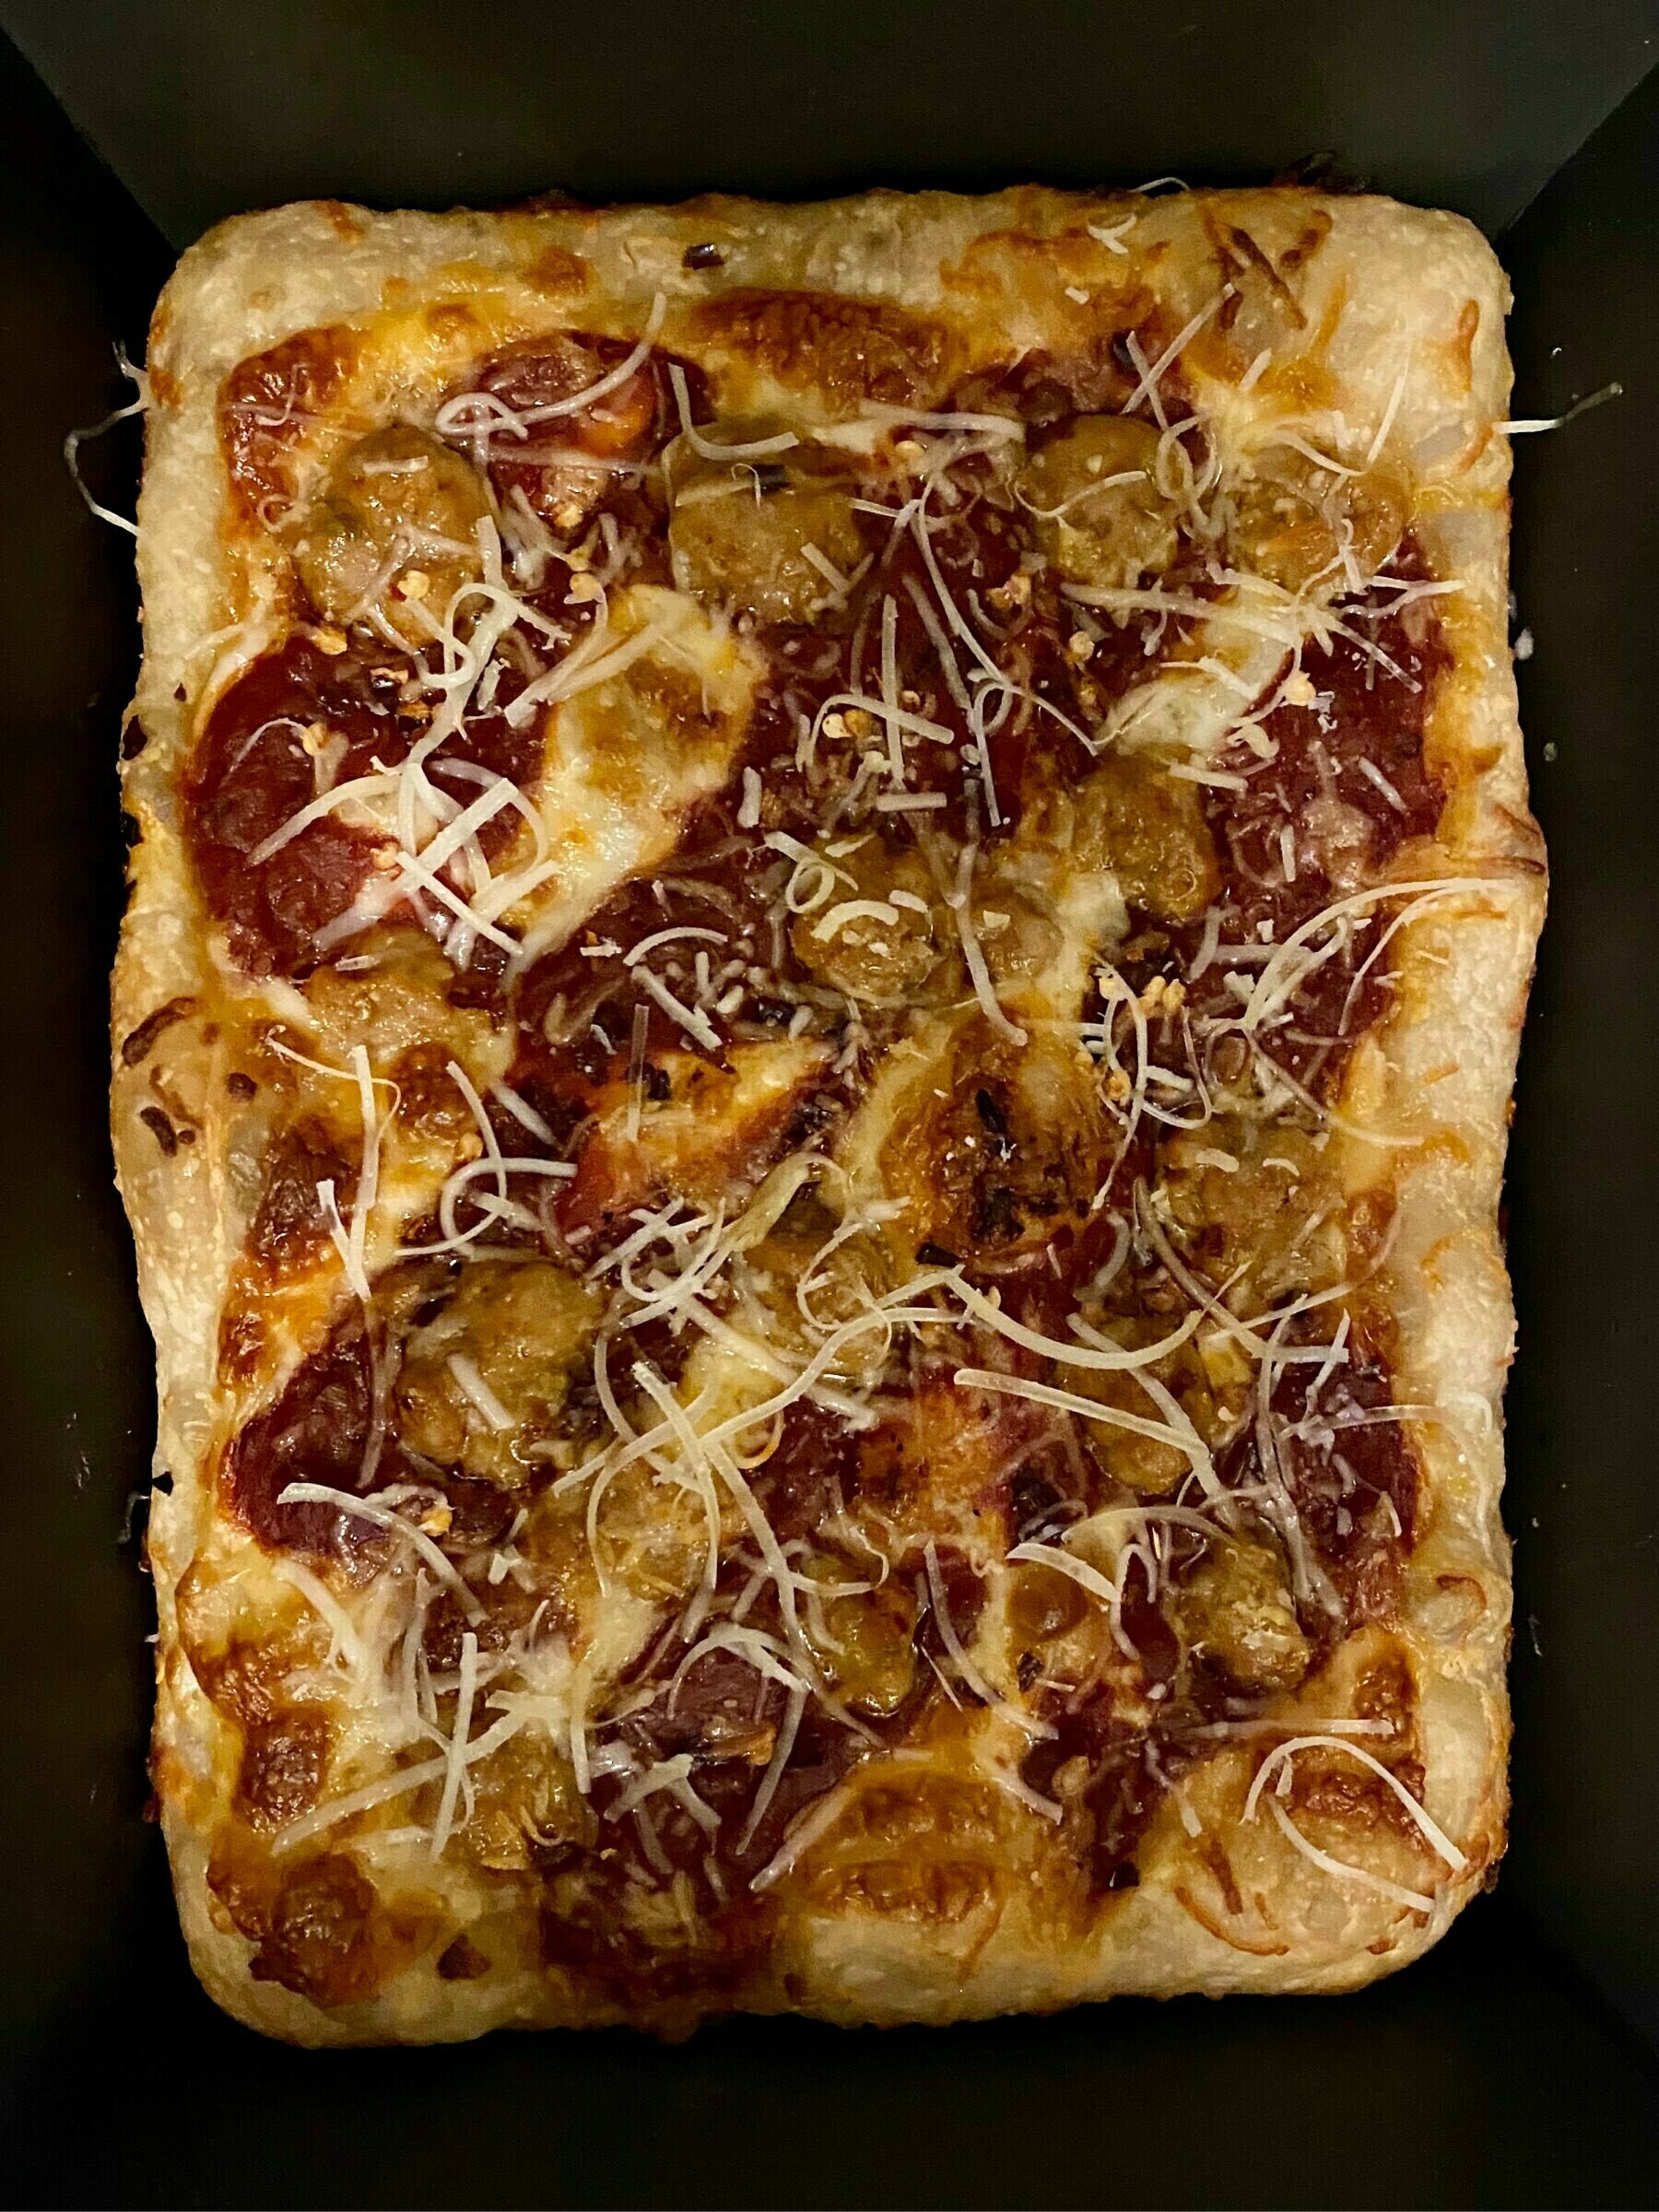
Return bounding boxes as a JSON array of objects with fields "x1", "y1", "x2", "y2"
[
  {"x1": 737, "y1": 463, "x2": 1152, "y2": 851},
  {"x1": 1189, "y1": 559, "x2": 1451, "y2": 1091},
  {"x1": 1219, "y1": 1323, "x2": 1418, "y2": 1627},
  {"x1": 220, "y1": 1309, "x2": 513, "y2": 1559},
  {"x1": 567, "y1": 1535, "x2": 983, "y2": 1913},
  {"x1": 454, "y1": 334, "x2": 684, "y2": 540},
  {"x1": 1222, "y1": 614, "x2": 1447, "y2": 900},
  {"x1": 512, "y1": 801, "x2": 781, "y2": 1082},
  {"x1": 1021, "y1": 1693, "x2": 1184, "y2": 1891},
  {"x1": 183, "y1": 636, "x2": 545, "y2": 977}
]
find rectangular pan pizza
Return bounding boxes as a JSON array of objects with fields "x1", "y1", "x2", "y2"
[{"x1": 114, "y1": 186, "x2": 1545, "y2": 2042}]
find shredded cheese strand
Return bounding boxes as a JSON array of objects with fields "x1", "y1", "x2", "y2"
[
  {"x1": 1265, "y1": 1796, "x2": 1435, "y2": 1916},
  {"x1": 1242, "y1": 1735, "x2": 1468, "y2": 1871},
  {"x1": 276, "y1": 1483, "x2": 484, "y2": 1621},
  {"x1": 430, "y1": 1630, "x2": 479, "y2": 1856}
]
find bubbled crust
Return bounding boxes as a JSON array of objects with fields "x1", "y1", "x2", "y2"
[{"x1": 118, "y1": 186, "x2": 1542, "y2": 2043}]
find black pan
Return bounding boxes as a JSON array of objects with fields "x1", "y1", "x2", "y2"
[{"x1": 2, "y1": 7, "x2": 1656, "y2": 2202}]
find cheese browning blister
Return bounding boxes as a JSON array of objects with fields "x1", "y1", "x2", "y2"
[{"x1": 116, "y1": 186, "x2": 1544, "y2": 2041}]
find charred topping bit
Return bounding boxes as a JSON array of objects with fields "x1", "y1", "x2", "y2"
[
  {"x1": 137, "y1": 1105, "x2": 179, "y2": 1157},
  {"x1": 121, "y1": 994, "x2": 197, "y2": 1067},
  {"x1": 436, "y1": 1933, "x2": 491, "y2": 1981},
  {"x1": 182, "y1": 253, "x2": 1475, "y2": 2013}
]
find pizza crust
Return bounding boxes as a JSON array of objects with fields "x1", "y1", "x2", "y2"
[{"x1": 117, "y1": 186, "x2": 1543, "y2": 2041}]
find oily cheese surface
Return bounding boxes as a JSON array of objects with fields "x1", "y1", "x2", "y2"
[{"x1": 116, "y1": 185, "x2": 1543, "y2": 2042}]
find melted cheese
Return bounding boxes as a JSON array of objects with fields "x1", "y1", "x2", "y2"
[{"x1": 508, "y1": 586, "x2": 762, "y2": 967}]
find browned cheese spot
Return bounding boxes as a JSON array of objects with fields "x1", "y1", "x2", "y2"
[
  {"x1": 219, "y1": 325, "x2": 360, "y2": 518},
  {"x1": 688, "y1": 288, "x2": 959, "y2": 411}
]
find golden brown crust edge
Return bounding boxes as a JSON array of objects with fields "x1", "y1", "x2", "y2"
[{"x1": 116, "y1": 186, "x2": 1543, "y2": 2041}]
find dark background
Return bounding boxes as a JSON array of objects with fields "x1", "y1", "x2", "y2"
[
  {"x1": 6, "y1": 0, "x2": 1658, "y2": 249},
  {"x1": 1, "y1": 4, "x2": 1657, "y2": 2204}
]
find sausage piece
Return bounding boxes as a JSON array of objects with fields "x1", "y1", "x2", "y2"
[
  {"x1": 668, "y1": 429, "x2": 865, "y2": 623},
  {"x1": 291, "y1": 425, "x2": 490, "y2": 643},
  {"x1": 1019, "y1": 416, "x2": 1178, "y2": 590}
]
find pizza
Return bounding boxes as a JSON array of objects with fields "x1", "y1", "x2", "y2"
[{"x1": 115, "y1": 185, "x2": 1545, "y2": 2043}]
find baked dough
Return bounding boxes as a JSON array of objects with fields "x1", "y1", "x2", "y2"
[{"x1": 115, "y1": 187, "x2": 1544, "y2": 2042}]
